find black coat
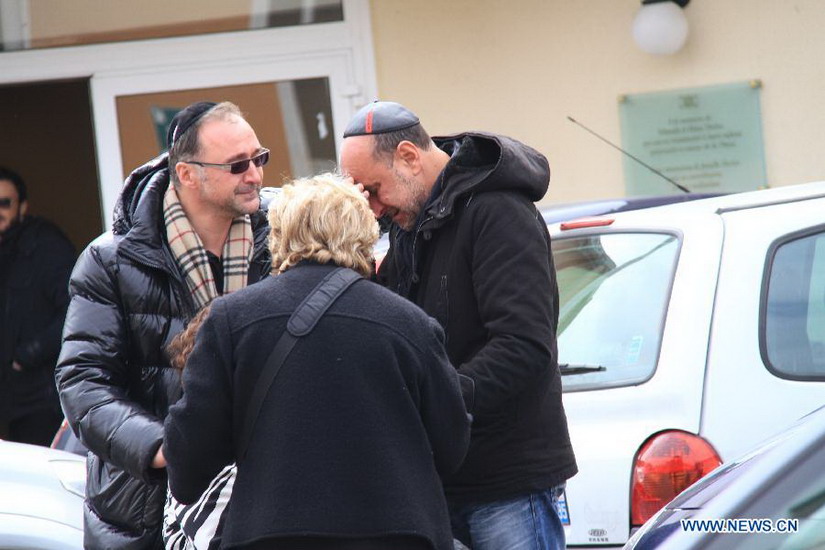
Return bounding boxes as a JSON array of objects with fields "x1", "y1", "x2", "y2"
[
  {"x1": 55, "y1": 155, "x2": 271, "y2": 549},
  {"x1": 378, "y1": 132, "x2": 578, "y2": 504},
  {"x1": 164, "y1": 263, "x2": 470, "y2": 550},
  {"x1": 0, "y1": 216, "x2": 75, "y2": 432}
]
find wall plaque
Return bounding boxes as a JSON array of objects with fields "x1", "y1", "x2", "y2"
[{"x1": 618, "y1": 81, "x2": 767, "y2": 195}]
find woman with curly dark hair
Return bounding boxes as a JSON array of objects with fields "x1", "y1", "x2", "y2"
[{"x1": 163, "y1": 302, "x2": 229, "y2": 550}]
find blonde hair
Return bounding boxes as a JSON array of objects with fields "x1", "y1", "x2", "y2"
[{"x1": 267, "y1": 173, "x2": 378, "y2": 277}]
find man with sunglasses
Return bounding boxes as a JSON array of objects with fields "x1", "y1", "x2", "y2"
[
  {"x1": 56, "y1": 101, "x2": 272, "y2": 549},
  {"x1": 0, "y1": 166, "x2": 75, "y2": 447}
]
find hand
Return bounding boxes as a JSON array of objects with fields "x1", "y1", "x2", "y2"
[
  {"x1": 151, "y1": 445, "x2": 167, "y2": 469},
  {"x1": 343, "y1": 175, "x2": 370, "y2": 201},
  {"x1": 11, "y1": 361, "x2": 22, "y2": 372}
]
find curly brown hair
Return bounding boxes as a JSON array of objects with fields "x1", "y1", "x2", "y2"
[{"x1": 167, "y1": 304, "x2": 213, "y2": 370}]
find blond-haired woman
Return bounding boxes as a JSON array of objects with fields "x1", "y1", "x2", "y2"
[{"x1": 164, "y1": 173, "x2": 470, "y2": 550}]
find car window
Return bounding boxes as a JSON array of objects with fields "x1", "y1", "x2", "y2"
[
  {"x1": 763, "y1": 228, "x2": 825, "y2": 380},
  {"x1": 552, "y1": 232, "x2": 679, "y2": 392}
]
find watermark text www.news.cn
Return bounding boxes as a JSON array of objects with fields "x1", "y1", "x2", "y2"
[{"x1": 681, "y1": 518, "x2": 798, "y2": 534}]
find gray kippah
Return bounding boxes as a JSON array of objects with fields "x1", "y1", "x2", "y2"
[{"x1": 343, "y1": 101, "x2": 420, "y2": 137}]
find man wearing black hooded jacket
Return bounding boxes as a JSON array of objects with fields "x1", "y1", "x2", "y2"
[
  {"x1": 0, "y1": 166, "x2": 75, "y2": 446},
  {"x1": 340, "y1": 101, "x2": 577, "y2": 550},
  {"x1": 55, "y1": 101, "x2": 272, "y2": 549}
]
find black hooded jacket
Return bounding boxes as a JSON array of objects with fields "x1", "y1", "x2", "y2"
[
  {"x1": 377, "y1": 132, "x2": 578, "y2": 504},
  {"x1": 0, "y1": 216, "x2": 75, "y2": 432},
  {"x1": 55, "y1": 154, "x2": 271, "y2": 549}
]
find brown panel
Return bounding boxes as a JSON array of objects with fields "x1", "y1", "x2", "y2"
[
  {"x1": 24, "y1": 3, "x2": 341, "y2": 51},
  {"x1": 30, "y1": 16, "x2": 250, "y2": 49},
  {"x1": 115, "y1": 84, "x2": 292, "y2": 188}
]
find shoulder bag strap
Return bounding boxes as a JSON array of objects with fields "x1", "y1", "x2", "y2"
[{"x1": 238, "y1": 267, "x2": 361, "y2": 460}]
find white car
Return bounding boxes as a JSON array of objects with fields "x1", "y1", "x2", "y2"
[
  {"x1": 552, "y1": 181, "x2": 825, "y2": 547},
  {"x1": 0, "y1": 440, "x2": 85, "y2": 549}
]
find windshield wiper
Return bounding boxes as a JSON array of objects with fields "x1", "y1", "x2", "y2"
[{"x1": 559, "y1": 364, "x2": 607, "y2": 375}]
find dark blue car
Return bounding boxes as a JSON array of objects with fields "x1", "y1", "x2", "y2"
[{"x1": 624, "y1": 405, "x2": 825, "y2": 550}]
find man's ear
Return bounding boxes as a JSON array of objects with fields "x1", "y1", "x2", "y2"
[
  {"x1": 19, "y1": 200, "x2": 28, "y2": 217},
  {"x1": 395, "y1": 141, "x2": 422, "y2": 174},
  {"x1": 175, "y1": 162, "x2": 199, "y2": 189}
]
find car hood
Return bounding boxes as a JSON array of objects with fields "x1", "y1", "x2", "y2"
[{"x1": 0, "y1": 441, "x2": 85, "y2": 530}]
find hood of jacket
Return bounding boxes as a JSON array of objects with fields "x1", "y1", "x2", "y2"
[
  {"x1": 112, "y1": 152, "x2": 169, "y2": 238},
  {"x1": 426, "y1": 132, "x2": 550, "y2": 222},
  {"x1": 111, "y1": 153, "x2": 172, "y2": 271}
]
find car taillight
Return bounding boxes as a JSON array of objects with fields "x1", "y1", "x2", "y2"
[{"x1": 630, "y1": 430, "x2": 721, "y2": 527}]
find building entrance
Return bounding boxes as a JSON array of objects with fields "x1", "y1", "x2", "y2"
[{"x1": 0, "y1": 79, "x2": 102, "y2": 251}]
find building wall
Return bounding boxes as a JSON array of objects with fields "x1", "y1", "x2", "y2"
[
  {"x1": 27, "y1": 0, "x2": 250, "y2": 47},
  {"x1": 369, "y1": 0, "x2": 825, "y2": 204}
]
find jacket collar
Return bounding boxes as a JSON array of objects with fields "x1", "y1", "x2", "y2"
[
  {"x1": 419, "y1": 134, "x2": 498, "y2": 230},
  {"x1": 118, "y1": 170, "x2": 171, "y2": 271}
]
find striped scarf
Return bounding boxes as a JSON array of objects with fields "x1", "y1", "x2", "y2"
[{"x1": 163, "y1": 185, "x2": 253, "y2": 309}]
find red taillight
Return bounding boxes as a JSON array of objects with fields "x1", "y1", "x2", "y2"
[
  {"x1": 560, "y1": 217, "x2": 615, "y2": 231},
  {"x1": 630, "y1": 430, "x2": 721, "y2": 527}
]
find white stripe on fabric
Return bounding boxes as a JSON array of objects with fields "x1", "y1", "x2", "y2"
[{"x1": 164, "y1": 464, "x2": 236, "y2": 550}]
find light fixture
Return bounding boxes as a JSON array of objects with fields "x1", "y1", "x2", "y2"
[{"x1": 632, "y1": 0, "x2": 690, "y2": 55}]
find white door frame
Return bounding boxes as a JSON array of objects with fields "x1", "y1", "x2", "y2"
[
  {"x1": 0, "y1": 0, "x2": 377, "y2": 229},
  {"x1": 91, "y1": 52, "x2": 357, "y2": 229}
]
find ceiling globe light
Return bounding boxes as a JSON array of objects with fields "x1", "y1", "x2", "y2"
[{"x1": 632, "y1": 0, "x2": 690, "y2": 55}]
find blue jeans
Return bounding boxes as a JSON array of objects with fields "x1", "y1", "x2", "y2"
[{"x1": 449, "y1": 485, "x2": 566, "y2": 550}]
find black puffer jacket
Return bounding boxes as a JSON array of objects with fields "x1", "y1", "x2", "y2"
[
  {"x1": 377, "y1": 132, "x2": 578, "y2": 504},
  {"x1": 56, "y1": 154, "x2": 271, "y2": 549}
]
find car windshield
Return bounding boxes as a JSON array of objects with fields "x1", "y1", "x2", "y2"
[{"x1": 552, "y1": 232, "x2": 679, "y2": 391}]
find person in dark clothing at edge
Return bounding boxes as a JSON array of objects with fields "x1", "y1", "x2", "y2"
[
  {"x1": 55, "y1": 101, "x2": 272, "y2": 549},
  {"x1": 0, "y1": 166, "x2": 75, "y2": 446},
  {"x1": 339, "y1": 101, "x2": 578, "y2": 550},
  {"x1": 164, "y1": 173, "x2": 470, "y2": 550}
]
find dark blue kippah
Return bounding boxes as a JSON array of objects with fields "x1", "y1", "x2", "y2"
[
  {"x1": 343, "y1": 101, "x2": 420, "y2": 138},
  {"x1": 166, "y1": 101, "x2": 217, "y2": 148}
]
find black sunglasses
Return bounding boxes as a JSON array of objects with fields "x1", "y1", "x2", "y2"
[
  {"x1": 0, "y1": 198, "x2": 12, "y2": 208},
  {"x1": 185, "y1": 148, "x2": 270, "y2": 175}
]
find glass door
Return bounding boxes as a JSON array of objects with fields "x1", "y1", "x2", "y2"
[
  {"x1": 91, "y1": 51, "x2": 358, "y2": 229},
  {"x1": 114, "y1": 78, "x2": 338, "y2": 188}
]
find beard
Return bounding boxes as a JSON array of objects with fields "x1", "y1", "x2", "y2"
[
  {"x1": 198, "y1": 171, "x2": 261, "y2": 218},
  {"x1": 391, "y1": 169, "x2": 428, "y2": 232},
  {"x1": 0, "y1": 209, "x2": 23, "y2": 239}
]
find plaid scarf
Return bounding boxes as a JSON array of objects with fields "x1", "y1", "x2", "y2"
[{"x1": 163, "y1": 185, "x2": 253, "y2": 309}]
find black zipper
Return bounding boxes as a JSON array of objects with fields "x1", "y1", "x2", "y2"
[{"x1": 411, "y1": 215, "x2": 435, "y2": 283}]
